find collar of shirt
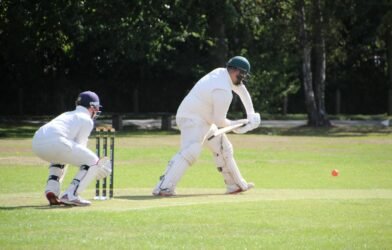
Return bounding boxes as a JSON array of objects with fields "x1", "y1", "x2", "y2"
[{"x1": 76, "y1": 105, "x2": 91, "y2": 116}]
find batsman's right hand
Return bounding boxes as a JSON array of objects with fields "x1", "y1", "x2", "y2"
[
  {"x1": 247, "y1": 113, "x2": 261, "y2": 129},
  {"x1": 231, "y1": 119, "x2": 249, "y2": 126},
  {"x1": 233, "y1": 113, "x2": 261, "y2": 134}
]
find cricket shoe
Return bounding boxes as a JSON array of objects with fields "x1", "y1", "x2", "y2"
[
  {"x1": 152, "y1": 188, "x2": 176, "y2": 197},
  {"x1": 226, "y1": 182, "x2": 255, "y2": 194},
  {"x1": 60, "y1": 193, "x2": 91, "y2": 206},
  {"x1": 45, "y1": 192, "x2": 63, "y2": 206}
]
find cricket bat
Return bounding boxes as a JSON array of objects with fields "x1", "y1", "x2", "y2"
[{"x1": 207, "y1": 123, "x2": 246, "y2": 141}]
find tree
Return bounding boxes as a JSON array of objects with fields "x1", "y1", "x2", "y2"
[
  {"x1": 379, "y1": 9, "x2": 392, "y2": 115},
  {"x1": 296, "y1": 0, "x2": 331, "y2": 126},
  {"x1": 0, "y1": 0, "x2": 390, "y2": 116},
  {"x1": 388, "y1": 23, "x2": 392, "y2": 115},
  {"x1": 298, "y1": 0, "x2": 317, "y2": 125},
  {"x1": 311, "y1": 0, "x2": 330, "y2": 125},
  {"x1": 231, "y1": 0, "x2": 302, "y2": 114}
]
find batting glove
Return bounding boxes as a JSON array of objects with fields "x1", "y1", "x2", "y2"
[
  {"x1": 233, "y1": 113, "x2": 261, "y2": 134},
  {"x1": 247, "y1": 113, "x2": 261, "y2": 130}
]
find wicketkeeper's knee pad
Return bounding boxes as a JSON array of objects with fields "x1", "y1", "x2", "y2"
[
  {"x1": 45, "y1": 164, "x2": 66, "y2": 196},
  {"x1": 48, "y1": 164, "x2": 66, "y2": 179}
]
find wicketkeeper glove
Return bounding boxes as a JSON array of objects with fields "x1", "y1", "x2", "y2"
[
  {"x1": 233, "y1": 113, "x2": 261, "y2": 134},
  {"x1": 96, "y1": 157, "x2": 112, "y2": 180}
]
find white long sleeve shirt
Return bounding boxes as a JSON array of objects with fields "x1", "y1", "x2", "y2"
[
  {"x1": 33, "y1": 106, "x2": 93, "y2": 147},
  {"x1": 176, "y1": 68, "x2": 255, "y2": 127}
]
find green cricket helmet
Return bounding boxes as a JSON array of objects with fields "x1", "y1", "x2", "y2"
[
  {"x1": 226, "y1": 56, "x2": 251, "y2": 83},
  {"x1": 226, "y1": 56, "x2": 250, "y2": 73}
]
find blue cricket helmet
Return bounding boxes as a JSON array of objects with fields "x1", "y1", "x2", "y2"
[{"x1": 76, "y1": 91, "x2": 102, "y2": 109}]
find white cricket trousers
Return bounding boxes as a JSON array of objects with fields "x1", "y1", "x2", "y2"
[
  {"x1": 177, "y1": 117, "x2": 213, "y2": 148},
  {"x1": 32, "y1": 136, "x2": 98, "y2": 167}
]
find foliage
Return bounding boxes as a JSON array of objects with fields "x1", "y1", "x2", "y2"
[{"x1": 0, "y1": 0, "x2": 391, "y2": 115}]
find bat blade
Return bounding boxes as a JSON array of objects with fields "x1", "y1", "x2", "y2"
[{"x1": 207, "y1": 123, "x2": 246, "y2": 141}]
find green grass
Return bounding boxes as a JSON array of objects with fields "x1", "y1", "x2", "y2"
[{"x1": 0, "y1": 129, "x2": 391, "y2": 249}]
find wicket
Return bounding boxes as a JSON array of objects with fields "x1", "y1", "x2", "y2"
[{"x1": 94, "y1": 127, "x2": 115, "y2": 200}]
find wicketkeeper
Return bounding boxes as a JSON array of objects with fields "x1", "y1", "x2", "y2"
[
  {"x1": 32, "y1": 91, "x2": 112, "y2": 206},
  {"x1": 153, "y1": 56, "x2": 261, "y2": 196}
]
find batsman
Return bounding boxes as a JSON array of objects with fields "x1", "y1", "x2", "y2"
[
  {"x1": 32, "y1": 91, "x2": 112, "y2": 206},
  {"x1": 153, "y1": 56, "x2": 261, "y2": 196}
]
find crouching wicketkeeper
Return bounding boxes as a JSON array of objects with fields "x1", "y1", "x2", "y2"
[{"x1": 32, "y1": 91, "x2": 111, "y2": 206}]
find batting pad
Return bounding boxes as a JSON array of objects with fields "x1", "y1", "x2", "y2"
[{"x1": 206, "y1": 134, "x2": 248, "y2": 191}]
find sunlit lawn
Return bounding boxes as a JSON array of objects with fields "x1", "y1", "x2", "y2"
[{"x1": 0, "y1": 126, "x2": 391, "y2": 249}]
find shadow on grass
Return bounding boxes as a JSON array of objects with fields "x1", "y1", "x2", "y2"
[
  {"x1": 115, "y1": 195, "x2": 160, "y2": 201},
  {"x1": 116, "y1": 192, "x2": 225, "y2": 201},
  {"x1": 0, "y1": 204, "x2": 74, "y2": 210}
]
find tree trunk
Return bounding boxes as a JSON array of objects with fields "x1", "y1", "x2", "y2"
[
  {"x1": 298, "y1": 0, "x2": 319, "y2": 126},
  {"x1": 283, "y1": 95, "x2": 288, "y2": 115},
  {"x1": 312, "y1": 0, "x2": 331, "y2": 126},
  {"x1": 387, "y1": 25, "x2": 392, "y2": 115},
  {"x1": 335, "y1": 88, "x2": 341, "y2": 114}
]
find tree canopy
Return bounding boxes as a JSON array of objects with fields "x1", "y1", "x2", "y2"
[{"x1": 1, "y1": 0, "x2": 391, "y2": 120}]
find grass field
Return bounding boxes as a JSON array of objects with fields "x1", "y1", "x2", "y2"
[{"x1": 0, "y1": 125, "x2": 391, "y2": 249}]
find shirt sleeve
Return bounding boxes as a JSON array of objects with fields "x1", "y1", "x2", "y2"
[
  {"x1": 232, "y1": 84, "x2": 255, "y2": 115},
  {"x1": 211, "y1": 89, "x2": 233, "y2": 127}
]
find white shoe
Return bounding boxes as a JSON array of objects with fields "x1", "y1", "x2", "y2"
[
  {"x1": 226, "y1": 182, "x2": 255, "y2": 194},
  {"x1": 152, "y1": 188, "x2": 176, "y2": 197},
  {"x1": 60, "y1": 193, "x2": 91, "y2": 206}
]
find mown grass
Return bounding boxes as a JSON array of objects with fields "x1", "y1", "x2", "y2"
[{"x1": 0, "y1": 125, "x2": 391, "y2": 249}]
